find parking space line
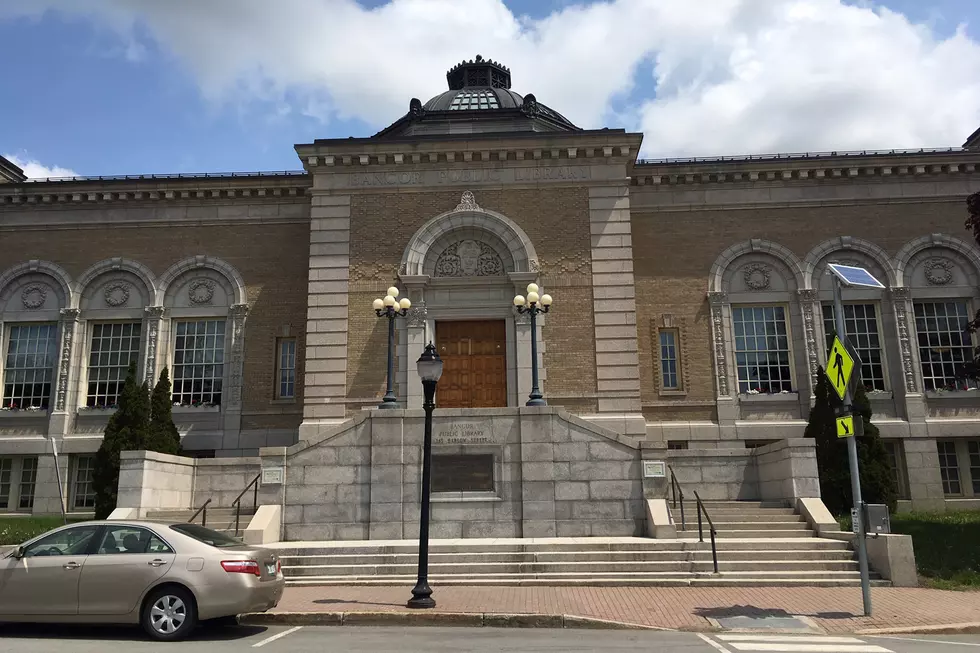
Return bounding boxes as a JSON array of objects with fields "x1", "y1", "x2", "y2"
[
  {"x1": 252, "y1": 625, "x2": 304, "y2": 648},
  {"x1": 699, "y1": 633, "x2": 734, "y2": 653}
]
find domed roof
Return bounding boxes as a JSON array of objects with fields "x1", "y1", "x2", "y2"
[{"x1": 373, "y1": 55, "x2": 580, "y2": 138}]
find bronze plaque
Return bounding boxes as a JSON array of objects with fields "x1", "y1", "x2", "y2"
[{"x1": 432, "y1": 454, "x2": 494, "y2": 493}]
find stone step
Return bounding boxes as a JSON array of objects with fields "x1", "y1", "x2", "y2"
[
  {"x1": 671, "y1": 513, "x2": 805, "y2": 523},
  {"x1": 677, "y1": 529, "x2": 815, "y2": 538},
  {"x1": 283, "y1": 559, "x2": 860, "y2": 576},
  {"x1": 284, "y1": 571, "x2": 885, "y2": 588},
  {"x1": 679, "y1": 521, "x2": 811, "y2": 531},
  {"x1": 279, "y1": 549, "x2": 856, "y2": 566},
  {"x1": 272, "y1": 538, "x2": 849, "y2": 556},
  {"x1": 145, "y1": 508, "x2": 255, "y2": 519}
]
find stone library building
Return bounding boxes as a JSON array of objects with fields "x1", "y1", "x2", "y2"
[{"x1": 1, "y1": 56, "x2": 979, "y2": 533}]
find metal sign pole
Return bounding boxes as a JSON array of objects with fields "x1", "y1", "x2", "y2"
[
  {"x1": 832, "y1": 277, "x2": 872, "y2": 616},
  {"x1": 51, "y1": 439, "x2": 68, "y2": 525}
]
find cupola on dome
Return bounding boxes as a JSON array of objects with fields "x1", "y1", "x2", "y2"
[{"x1": 373, "y1": 55, "x2": 580, "y2": 138}]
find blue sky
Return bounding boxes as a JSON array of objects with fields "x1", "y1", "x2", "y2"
[{"x1": 2, "y1": 0, "x2": 979, "y2": 178}]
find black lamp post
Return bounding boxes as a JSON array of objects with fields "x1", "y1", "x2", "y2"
[
  {"x1": 407, "y1": 341, "x2": 443, "y2": 609},
  {"x1": 373, "y1": 286, "x2": 411, "y2": 409},
  {"x1": 514, "y1": 283, "x2": 553, "y2": 406}
]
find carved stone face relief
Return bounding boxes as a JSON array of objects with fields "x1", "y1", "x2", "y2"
[
  {"x1": 742, "y1": 263, "x2": 772, "y2": 291},
  {"x1": 21, "y1": 284, "x2": 48, "y2": 310},
  {"x1": 923, "y1": 257, "x2": 955, "y2": 286},
  {"x1": 103, "y1": 281, "x2": 131, "y2": 307},
  {"x1": 188, "y1": 279, "x2": 216, "y2": 305},
  {"x1": 434, "y1": 240, "x2": 504, "y2": 277}
]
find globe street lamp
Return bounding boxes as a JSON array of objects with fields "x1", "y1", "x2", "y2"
[
  {"x1": 407, "y1": 341, "x2": 444, "y2": 610},
  {"x1": 513, "y1": 283, "x2": 553, "y2": 407},
  {"x1": 373, "y1": 286, "x2": 412, "y2": 409}
]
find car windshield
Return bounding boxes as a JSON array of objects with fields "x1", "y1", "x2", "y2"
[{"x1": 169, "y1": 524, "x2": 243, "y2": 548}]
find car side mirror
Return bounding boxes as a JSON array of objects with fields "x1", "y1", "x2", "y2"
[{"x1": 7, "y1": 545, "x2": 24, "y2": 559}]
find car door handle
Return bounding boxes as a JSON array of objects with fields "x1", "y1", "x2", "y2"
[
  {"x1": 63, "y1": 562, "x2": 81, "y2": 570},
  {"x1": 147, "y1": 559, "x2": 167, "y2": 568}
]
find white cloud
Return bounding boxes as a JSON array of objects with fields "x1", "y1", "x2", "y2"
[
  {"x1": 4, "y1": 0, "x2": 980, "y2": 157},
  {"x1": 2, "y1": 154, "x2": 79, "y2": 180}
]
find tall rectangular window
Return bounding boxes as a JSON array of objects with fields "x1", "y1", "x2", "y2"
[
  {"x1": 969, "y1": 441, "x2": 980, "y2": 495},
  {"x1": 937, "y1": 440, "x2": 961, "y2": 495},
  {"x1": 914, "y1": 301, "x2": 974, "y2": 391},
  {"x1": 2, "y1": 324, "x2": 57, "y2": 410},
  {"x1": 0, "y1": 458, "x2": 11, "y2": 510},
  {"x1": 72, "y1": 455, "x2": 96, "y2": 511},
  {"x1": 822, "y1": 304, "x2": 885, "y2": 391},
  {"x1": 276, "y1": 338, "x2": 297, "y2": 399},
  {"x1": 172, "y1": 320, "x2": 225, "y2": 406},
  {"x1": 18, "y1": 456, "x2": 37, "y2": 510},
  {"x1": 882, "y1": 440, "x2": 908, "y2": 499},
  {"x1": 658, "y1": 329, "x2": 680, "y2": 390},
  {"x1": 87, "y1": 322, "x2": 142, "y2": 407},
  {"x1": 732, "y1": 306, "x2": 793, "y2": 394}
]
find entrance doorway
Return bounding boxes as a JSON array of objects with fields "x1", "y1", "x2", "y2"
[{"x1": 435, "y1": 320, "x2": 507, "y2": 408}]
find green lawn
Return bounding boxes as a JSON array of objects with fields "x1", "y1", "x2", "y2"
[
  {"x1": 0, "y1": 516, "x2": 82, "y2": 546},
  {"x1": 838, "y1": 510, "x2": 980, "y2": 590}
]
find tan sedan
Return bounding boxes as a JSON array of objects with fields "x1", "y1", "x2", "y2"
[{"x1": 0, "y1": 520, "x2": 284, "y2": 641}]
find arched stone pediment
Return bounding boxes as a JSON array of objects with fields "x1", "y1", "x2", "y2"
[{"x1": 400, "y1": 190, "x2": 538, "y2": 277}]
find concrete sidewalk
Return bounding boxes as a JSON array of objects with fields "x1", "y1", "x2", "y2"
[{"x1": 249, "y1": 585, "x2": 980, "y2": 634}]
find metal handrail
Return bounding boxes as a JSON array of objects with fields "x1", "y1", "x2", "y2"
[
  {"x1": 232, "y1": 474, "x2": 261, "y2": 536},
  {"x1": 667, "y1": 465, "x2": 686, "y2": 530},
  {"x1": 693, "y1": 490, "x2": 719, "y2": 574},
  {"x1": 188, "y1": 498, "x2": 212, "y2": 527}
]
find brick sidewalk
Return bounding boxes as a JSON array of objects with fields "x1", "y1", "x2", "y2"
[{"x1": 273, "y1": 585, "x2": 980, "y2": 633}]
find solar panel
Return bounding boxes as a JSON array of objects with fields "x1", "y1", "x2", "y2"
[{"x1": 827, "y1": 263, "x2": 885, "y2": 289}]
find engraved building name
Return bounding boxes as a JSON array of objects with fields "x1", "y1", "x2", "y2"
[{"x1": 434, "y1": 422, "x2": 493, "y2": 445}]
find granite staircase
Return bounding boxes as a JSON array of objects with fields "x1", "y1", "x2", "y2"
[{"x1": 272, "y1": 501, "x2": 883, "y2": 587}]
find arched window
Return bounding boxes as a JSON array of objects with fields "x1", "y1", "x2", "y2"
[
  {"x1": 0, "y1": 262, "x2": 72, "y2": 411},
  {"x1": 159, "y1": 257, "x2": 247, "y2": 409},
  {"x1": 896, "y1": 235, "x2": 980, "y2": 392},
  {"x1": 75, "y1": 260, "x2": 156, "y2": 408}
]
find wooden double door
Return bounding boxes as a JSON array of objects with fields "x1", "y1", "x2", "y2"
[{"x1": 436, "y1": 320, "x2": 507, "y2": 408}]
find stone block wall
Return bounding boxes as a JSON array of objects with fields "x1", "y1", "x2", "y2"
[
  {"x1": 117, "y1": 450, "x2": 195, "y2": 516},
  {"x1": 648, "y1": 439, "x2": 820, "y2": 502},
  {"x1": 260, "y1": 407, "x2": 647, "y2": 541},
  {"x1": 191, "y1": 458, "x2": 262, "y2": 509}
]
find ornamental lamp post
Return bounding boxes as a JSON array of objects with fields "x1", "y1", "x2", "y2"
[
  {"x1": 513, "y1": 283, "x2": 553, "y2": 407},
  {"x1": 373, "y1": 286, "x2": 412, "y2": 409},
  {"x1": 407, "y1": 341, "x2": 444, "y2": 610}
]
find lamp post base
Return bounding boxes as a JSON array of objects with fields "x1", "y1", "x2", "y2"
[
  {"x1": 525, "y1": 397, "x2": 547, "y2": 407},
  {"x1": 407, "y1": 583, "x2": 435, "y2": 609},
  {"x1": 378, "y1": 394, "x2": 399, "y2": 409}
]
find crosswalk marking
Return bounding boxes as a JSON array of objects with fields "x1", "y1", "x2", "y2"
[{"x1": 709, "y1": 633, "x2": 893, "y2": 653}]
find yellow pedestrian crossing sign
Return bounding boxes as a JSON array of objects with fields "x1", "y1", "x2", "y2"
[
  {"x1": 836, "y1": 415, "x2": 854, "y2": 438},
  {"x1": 826, "y1": 336, "x2": 855, "y2": 401}
]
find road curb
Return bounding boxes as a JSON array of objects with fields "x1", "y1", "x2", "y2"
[
  {"x1": 857, "y1": 622, "x2": 980, "y2": 636},
  {"x1": 240, "y1": 611, "x2": 672, "y2": 630}
]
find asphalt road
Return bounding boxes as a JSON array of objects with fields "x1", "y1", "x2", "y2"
[{"x1": 0, "y1": 624, "x2": 978, "y2": 652}]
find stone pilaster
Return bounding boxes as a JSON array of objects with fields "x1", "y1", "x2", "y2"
[
  {"x1": 142, "y1": 305, "x2": 165, "y2": 384},
  {"x1": 708, "y1": 291, "x2": 737, "y2": 425},
  {"x1": 302, "y1": 192, "x2": 351, "y2": 432},
  {"x1": 890, "y1": 286, "x2": 926, "y2": 429},
  {"x1": 588, "y1": 185, "x2": 643, "y2": 432},
  {"x1": 48, "y1": 307, "x2": 79, "y2": 438},
  {"x1": 797, "y1": 289, "x2": 821, "y2": 396},
  {"x1": 404, "y1": 300, "x2": 427, "y2": 409},
  {"x1": 222, "y1": 303, "x2": 249, "y2": 437}
]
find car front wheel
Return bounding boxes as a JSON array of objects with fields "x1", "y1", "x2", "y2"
[{"x1": 142, "y1": 586, "x2": 198, "y2": 641}]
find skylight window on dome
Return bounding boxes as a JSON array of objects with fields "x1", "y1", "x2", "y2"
[{"x1": 449, "y1": 90, "x2": 499, "y2": 110}]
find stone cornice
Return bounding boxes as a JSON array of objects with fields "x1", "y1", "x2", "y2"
[
  {"x1": 296, "y1": 131, "x2": 644, "y2": 171},
  {"x1": 633, "y1": 150, "x2": 978, "y2": 187},
  {"x1": 0, "y1": 175, "x2": 310, "y2": 207}
]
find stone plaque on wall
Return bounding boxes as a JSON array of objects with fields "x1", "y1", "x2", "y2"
[{"x1": 432, "y1": 454, "x2": 494, "y2": 493}]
